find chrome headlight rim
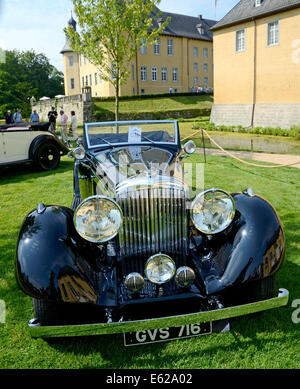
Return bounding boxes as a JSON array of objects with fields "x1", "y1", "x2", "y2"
[
  {"x1": 191, "y1": 188, "x2": 236, "y2": 235},
  {"x1": 145, "y1": 253, "x2": 176, "y2": 285},
  {"x1": 74, "y1": 195, "x2": 123, "y2": 243}
]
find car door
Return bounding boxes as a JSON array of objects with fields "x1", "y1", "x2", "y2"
[{"x1": 0, "y1": 127, "x2": 31, "y2": 163}]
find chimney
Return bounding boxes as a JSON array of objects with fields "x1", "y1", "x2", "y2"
[{"x1": 198, "y1": 15, "x2": 202, "y2": 19}]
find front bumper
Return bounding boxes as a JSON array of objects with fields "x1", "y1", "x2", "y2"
[{"x1": 28, "y1": 289, "x2": 289, "y2": 338}]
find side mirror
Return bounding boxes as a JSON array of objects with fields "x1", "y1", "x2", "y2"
[{"x1": 183, "y1": 140, "x2": 196, "y2": 155}]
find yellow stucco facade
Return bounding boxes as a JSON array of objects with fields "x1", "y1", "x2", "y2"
[
  {"x1": 62, "y1": 24, "x2": 214, "y2": 97},
  {"x1": 211, "y1": 3, "x2": 300, "y2": 128},
  {"x1": 214, "y1": 7, "x2": 300, "y2": 105}
]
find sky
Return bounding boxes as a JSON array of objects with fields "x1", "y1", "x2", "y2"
[{"x1": 0, "y1": 0, "x2": 240, "y2": 71}]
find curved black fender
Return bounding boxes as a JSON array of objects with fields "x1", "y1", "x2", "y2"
[
  {"x1": 201, "y1": 192, "x2": 285, "y2": 295},
  {"x1": 29, "y1": 134, "x2": 69, "y2": 159},
  {"x1": 15, "y1": 205, "x2": 118, "y2": 306}
]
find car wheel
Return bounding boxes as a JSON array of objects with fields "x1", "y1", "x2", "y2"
[
  {"x1": 34, "y1": 142, "x2": 60, "y2": 171},
  {"x1": 222, "y1": 275, "x2": 276, "y2": 306},
  {"x1": 32, "y1": 298, "x2": 59, "y2": 326}
]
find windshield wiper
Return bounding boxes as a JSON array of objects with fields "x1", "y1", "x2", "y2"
[
  {"x1": 93, "y1": 135, "x2": 113, "y2": 146},
  {"x1": 140, "y1": 134, "x2": 156, "y2": 145}
]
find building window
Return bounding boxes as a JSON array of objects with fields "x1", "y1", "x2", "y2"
[
  {"x1": 167, "y1": 39, "x2": 174, "y2": 56},
  {"x1": 204, "y1": 63, "x2": 208, "y2": 72},
  {"x1": 82, "y1": 76, "x2": 84, "y2": 87},
  {"x1": 141, "y1": 88, "x2": 145, "y2": 94},
  {"x1": 95, "y1": 73, "x2": 98, "y2": 85},
  {"x1": 140, "y1": 66, "x2": 147, "y2": 81},
  {"x1": 86, "y1": 75, "x2": 88, "y2": 86},
  {"x1": 194, "y1": 62, "x2": 198, "y2": 71},
  {"x1": 154, "y1": 38, "x2": 161, "y2": 55},
  {"x1": 111, "y1": 64, "x2": 117, "y2": 80},
  {"x1": 161, "y1": 67, "x2": 168, "y2": 82},
  {"x1": 140, "y1": 38, "x2": 147, "y2": 54},
  {"x1": 132, "y1": 64, "x2": 135, "y2": 80},
  {"x1": 193, "y1": 47, "x2": 198, "y2": 57},
  {"x1": 99, "y1": 72, "x2": 103, "y2": 83},
  {"x1": 236, "y1": 29, "x2": 246, "y2": 52},
  {"x1": 151, "y1": 66, "x2": 157, "y2": 82},
  {"x1": 70, "y1": 78, "x2": 75, "y2": 89},
  {"x1": 255, "y1": 0, "x2": 263, "y2": 6},
  {"x1": 203, "y1": 48, "x2": 208, "y2": 58},
  {"x1": 267, "y1": 20, "x2": 279, "y2": 46},
  {"x1": 84, "y1": 56, "x2": 87, "y2": 65},
  {"x1": 68, "y1": 55, "x2": 74, "y2": 67},
  {"x1": 194, "y1": 76, "x2": 198, "y2": 85},
  {"x1": 204, "y1": 77, "x2": 208, "y2": 85},
  {"x1": 172, "y1": 67, "x2": 178, "y2": 82},
  {"x1": 89, "y1": 74, "x2": 92, "y2": 86}
]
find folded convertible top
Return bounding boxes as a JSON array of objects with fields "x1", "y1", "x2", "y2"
[{"x1": 0, "y1": 122, "x2": 50, "y2": 131}]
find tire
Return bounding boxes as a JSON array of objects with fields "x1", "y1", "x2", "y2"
[
  {"x1": 246, "y1": 274, "x2": 276, "y2": 302},
  {"x1": 222, "y1": 275, "x2": 276, "y2": 306},
  {"x1": 32, "y1": 298, "x2": 59, "y2": 326},
  {"x1": 34, "y1": 142, "x2": 60, "y2": 171}
]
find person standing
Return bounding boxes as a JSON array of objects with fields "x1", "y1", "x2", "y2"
[
  {"x1": 60, "y1": 110, "x2": 68, "y2": 144},
  {"x1": 69, "y1": 111, "x2": 78, "y2": 141},
  {"x1": 13, "y1": 109, "x2": 22, "y2": 123},
  {"x1": 30, "y1": 109, "x2": 40, "y2": 123},
  {"x1": 48, "y1": 106, "x2": 58, "y2": 134},
  {"x1": 5, "y1": 110, "x2": 13, "y2": 124}
]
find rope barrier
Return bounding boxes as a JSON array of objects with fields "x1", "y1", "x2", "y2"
[{"x1": 182, "y1": 129, "x2": 300, "y2": 169}]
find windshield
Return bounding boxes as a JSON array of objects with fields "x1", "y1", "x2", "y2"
[{"x1": 85, "y1": 121, "x2": 178, "y2": 149}]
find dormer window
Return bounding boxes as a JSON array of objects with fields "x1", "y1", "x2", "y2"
[
  {"x1": 255, "y1": 0, "x2": 263, "y2": 7},
  {"x1": 197, "y1": 23, "x2": 205, "y2": 35}
]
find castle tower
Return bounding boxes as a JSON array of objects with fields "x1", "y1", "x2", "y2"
[{"x1": 61, "y1": 15, "x2": 81, "y2": 96}]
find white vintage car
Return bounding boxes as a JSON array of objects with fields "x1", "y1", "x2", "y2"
[{"x1": 0, "y1": 122, "x2": 69, "y2": 170}]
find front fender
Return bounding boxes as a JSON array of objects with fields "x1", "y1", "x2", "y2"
[
  {"x1": 16, "y1": 205, "x2": 117, "y2": 306},
  {"x1": 202, "y1": 193, "x2": 285, "y2": 295}
]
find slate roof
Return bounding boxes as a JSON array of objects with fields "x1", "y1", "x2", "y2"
[
  {"x1": 61, "y1": 8, "x2": 217, "y2": 53},
  {"x1": 212, "y1": 0, "x2": 300, "y2": 31},
  {"x1": 154, "y1": 11, "x2": 217, "y2": 41}
]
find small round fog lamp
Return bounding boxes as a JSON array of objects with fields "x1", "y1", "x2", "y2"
[
  {"x1": 145, "y1": 254, "x2": 176, "y2": 285},
  {"x1": 124, "y1": 273, "x2": 145, "y2": 293},
  {"x1": 175, "y1": 267, "x2": 196, "y2": 287}
]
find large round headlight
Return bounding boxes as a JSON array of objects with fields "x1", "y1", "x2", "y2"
[
  {"x1": 74, "y1": 196, "x2": 123, "y2": 243},
  {"x1": 145, "y1": 254, "x2": 176, "y2": 285},
  {"x1": 191, "y1": 188, "x2": 235, "y2": 234}
]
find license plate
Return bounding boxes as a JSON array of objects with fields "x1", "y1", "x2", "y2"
[{"x1": 124, "y1": 322, "x2": 212, "y2": 346}]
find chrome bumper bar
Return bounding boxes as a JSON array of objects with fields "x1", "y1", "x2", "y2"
[{"x1": 28, "y1": 289, "x2": 289, "y2": 338}]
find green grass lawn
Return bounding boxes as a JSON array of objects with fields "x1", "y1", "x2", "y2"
[
  {"x1": 94, "y1": 95, "x2": 213, "y2": 115},
  {"x1": 0, "y1": 154, "x2": 299, "y2": 369}
]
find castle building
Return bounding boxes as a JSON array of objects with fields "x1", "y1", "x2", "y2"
[
  {"x1": 61, "y1": 9, "x2": 216, "y2": 97},
  {"x1": 210, "y1": 0, "x2": 300, "y2": 129}
]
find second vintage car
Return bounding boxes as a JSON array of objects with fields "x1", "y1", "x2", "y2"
[
  {"x1": 0, "y1": 122, "x2": 68, "y2": 170},
  {"x1": 16, "y1": 120, "x2": 289, "y2": 345}
]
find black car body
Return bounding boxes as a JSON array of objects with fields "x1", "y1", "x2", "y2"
[{"x1": 16, "y1": 120, "x2": 288, "y2": 344}]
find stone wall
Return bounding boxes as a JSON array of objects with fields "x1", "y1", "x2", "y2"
[
  {"x1": 210, "y1": 103, "x2": 300, "y2": 129},
  {"x1": 32, "y1": 91, "x2": 94, "y2": 126}
]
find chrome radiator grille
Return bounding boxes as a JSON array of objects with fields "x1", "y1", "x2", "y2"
[{"x1": 118, "y1": 187, "x2": 188, "y2": 270}]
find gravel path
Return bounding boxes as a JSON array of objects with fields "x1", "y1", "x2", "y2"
[{"x1": 196, "y1": 148, "x2": 300, "y2": 169}]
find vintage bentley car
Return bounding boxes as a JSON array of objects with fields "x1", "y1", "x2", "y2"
[
  {"x1": 16, "y1": 120, "x2": 289, "y2": 345},
  {"x1": 0, "y1": 122, "x2": 68, "y2": 170}
]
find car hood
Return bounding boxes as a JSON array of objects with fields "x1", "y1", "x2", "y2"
[{"x1": 91, "y1": 146, "x2": 186, "y2": 196}]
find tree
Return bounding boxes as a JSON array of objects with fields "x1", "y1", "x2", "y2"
[
  {"x1": 66, "y1": 0, "x2": 169, "y2": 121},
  {"x1": 0, "y1": 50, "x2": 64, "y2": 118}
]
